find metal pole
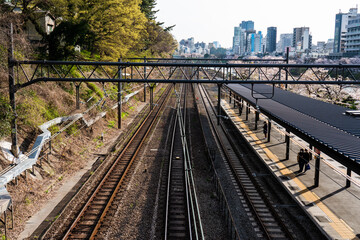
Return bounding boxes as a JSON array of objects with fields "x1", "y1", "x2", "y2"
[
  {"x1": 255, "y1": 110, "x2": 259, "y2": 130},
  {"x1": 75, "y1": 84, "x2": 80, "y2": 109},
  {"x1": 278, "y1": 66, "x2": 281, "y2": 89},
  {"x1": 239, "y1": 99, "x2": 243, "y2": 115},
  {"x1": 285, "y1": 47, "x2": 289, "y2": 90},
  {"x1": 118, "y1": 58, "x2": 122, "y2": 129},
  {"x1": 314, "y1": 154, "x2": 320, "y2": 187},
  {"x1": 217, "y1": 84, "x2": 221, "y2": 125},
  {"x1": 285, "y1": 129, "x2": 290, "y2": 160},
  {"x1": 150, "y1": 85, "x2": 154, "y2": 111},
  {"x1": 346, "y1": 168, "x2": 352, "y2": 188},
  {"x1": 8, "y1": 23, "x2": 19, "y2": 158},
  {"x1": 267, "y1": 120, "x2": 271, "y2": 142},
  {"x1": 144, "y1": 57, "x2": 146, "y2": 102},
  {"x1": 4, "y1": 211, "x2": 7, "y2": 239},
  {"x1": 245, "y1": 103, "x2": 249, "y2": 121}
]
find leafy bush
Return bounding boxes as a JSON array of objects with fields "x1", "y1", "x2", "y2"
[{"x1": 86, "y1": 82, "x2": 104, "y2": 99}]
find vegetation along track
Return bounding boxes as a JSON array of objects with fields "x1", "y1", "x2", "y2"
[
  {"x1": 197, "y1": 84, "x2": 294, "y2": 240},
  {"x1": 62, "y1": 84, "x2": 173, "y2": 240},
  {"x1": 165, "y1": 84, "x2": 204, "y2": 240}
]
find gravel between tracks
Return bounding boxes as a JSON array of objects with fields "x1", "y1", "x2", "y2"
[
  {"x1": 97, "y1": 85, "x2": 228, "y2": 239},
  {"x1": 25, "y1": 84, "x2": 234, "y2": 239}
]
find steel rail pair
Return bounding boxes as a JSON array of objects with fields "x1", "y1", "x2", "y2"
[
  {"x1": 165, "y1": 84, "x2": 204, "y2": 239},
  {"x1": 62, "y1": 84, "x2": 173, "y2": 239},
  {"x1": 198, "y1": 84, "x2": 294, "y2": 239}
]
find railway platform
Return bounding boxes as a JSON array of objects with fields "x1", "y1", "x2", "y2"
[{"x1": 221, "y1": 99, "x2": 360, "y2": 240}]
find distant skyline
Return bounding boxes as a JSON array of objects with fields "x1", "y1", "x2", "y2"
[{"x1": 156, "y1": 0, "x2": 359, "y2": 48}]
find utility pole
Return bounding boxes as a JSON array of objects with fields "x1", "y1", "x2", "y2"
[
  {"x1": 144, "y1": 57, "x2": 147, "y2": 102},
  {"x1": 118, "y1": 59, "x2": 122, "y2": 129},
  {"x1": 8, "y1": 23, "x2": 19, "y2": 158},
  {"x1": 285, "y1": 47, "x2": 289, "y2": 90}
]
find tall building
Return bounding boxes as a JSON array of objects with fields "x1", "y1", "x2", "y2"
[
  {"x1": 345, "y1": 15, "x2": 360, "y2": 55},
  {"x1": 266, "y1": 27, "x2": 277, "y2": 53},
  {"x1": 316, "y1": 41, "x2": 326, "y2": 53},
  {"x1": 278, "y1": 34, "x2": 293, "y2": 53},
  {"x1": 325, "y1": 39, "x2": 335, "y2": 53},
  {"x1": 232, "y1": 20, "x2": 255, "y2": 55},
  {"x1": 292, "y1": 27, "x2": 312, "y2": 51},
  {"x1": 334, "y1": 7, "x2": 358, "y2": 53},
  {"x1": 240, "y1": 21, "x2": 254, "y2": 31},
  {"x1": 247, "y1": 31, "x2": 263, "y2": 54}
]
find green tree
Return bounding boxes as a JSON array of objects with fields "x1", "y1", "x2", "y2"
[{"x1": 140, "y1": 0, "x2": 158, "y2": 20}]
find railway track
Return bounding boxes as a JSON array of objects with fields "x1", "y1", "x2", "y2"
[
  {"x1": 165, "y1": 84, "x2": 204, "y2": 240},
  {"x1": 197, "y1": 84, "x2": 294, "y2": 240},
  {"x1": 62, "y1": 84, "x2": 173, "y2": 240}
]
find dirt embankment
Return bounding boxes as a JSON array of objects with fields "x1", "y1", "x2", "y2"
[{"x1": 0, "y1": 85, "x2": 152, "y2": 239}]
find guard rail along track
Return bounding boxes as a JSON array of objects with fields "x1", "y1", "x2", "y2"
[
  {"x1": 198, "y1": 83, "x2": 294, "y2": 240},
  {"x1": 62, "y1": 84, "x2": 173, "y2": 240},
  {"x1": 165, "y1": 84, "x2": 204, "y2": 240}
]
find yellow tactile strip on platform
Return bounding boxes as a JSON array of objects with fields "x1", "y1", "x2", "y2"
[{"x1": 222, "y1": 102, "x2": 357, "y2": 240}]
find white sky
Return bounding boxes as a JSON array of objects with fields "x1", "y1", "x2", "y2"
[{"x1": 156, "y1": 0, "x2": 360, "y2": 48}]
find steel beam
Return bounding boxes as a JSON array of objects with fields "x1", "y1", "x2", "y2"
[
  {"x1": 118, "y1": 59, "x2": 122, "y2": 129},
  {"x1": 314, "y1": 154, "x2": 320, "y2": 187},
  {"x1": 217, "y1": 84, "x2": 221, "y2": 125},
  {"x1": 285, "y1": 129, "x2": 290, "y2": 160},
  {"x1": 150, "y1": 85, "x2": 154, "y2": 111},
  {"x1": 75, "y1": 84, "x2": 80, "y2": 109},
  {"x1": 285, "y1": 47, "x2": 289, "y2": 90},
  {"x1": 8, "y1": 23, "x2": 18, "y2": 158},
  {"x1": 144, "y1": 57, "x2": 146, "y2": 102},
  {"x1": 245, "y1": 103, "x2": 249, "y2": 120},
  {"x1": 17, "y1": 78, "x2": 360, "y2": 89},
  {"x1": 267, "y1": 120, "x2": 271, "y2": 142},
  {"x1": 255, "y1": 110, "x2": 259, "y2": 130},
  {"x1": 346, "y1": 168, "x2": 352, "y2": 188},
  {"x1": 14, "y1": 59, "x2": 360, "y2": 68}
]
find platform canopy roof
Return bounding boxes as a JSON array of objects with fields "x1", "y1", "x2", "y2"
[{"x1": 228, "y1": 84, "x2": 360, "y2": 174}]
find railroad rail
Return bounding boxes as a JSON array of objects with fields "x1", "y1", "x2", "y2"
[
  {"x1": 197, "y1": 83, "x2": 294, "y2": 239},
  {"x1": 62, "y1": 84, "x2": 173, "y2": 239},
  {"x1": 165, "y1": 84, "x2": 204, "y2": 239}
]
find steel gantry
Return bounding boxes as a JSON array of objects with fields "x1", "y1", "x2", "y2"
[
  {"x1": 6, "y1": 20, "x2": 360, "y2": 188},
  {"x1": 10, "y1": 60, "x2": 360, "y2": 89},
  {"x1": 7, "y1": 57, "x2": 360, "y2": 156}
]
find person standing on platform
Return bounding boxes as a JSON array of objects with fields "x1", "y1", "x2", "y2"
[
  {"x1": 297, "y1": 149, "x2": 306, "y2": 173},
  {"x1": 303, "y1": 149, "x2": 310, "y2": 172},
  {"x1": 263, "y1": 122, "x2": 268, "y2": 138}
]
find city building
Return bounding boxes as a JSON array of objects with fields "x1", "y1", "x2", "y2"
[
  {"x1": 325, "y1": 39, "x2": 335, "y2": 53},
  {"x1": 232, "y1": 21, "x2": 255, "y2": 55},
  {"x1": 247, "y1": 31, "x2": 263, "y2": 54},
  {"x1": 266, "y1": 27, "x2": 277, "y2": 53},
  {"x1": 240, "y1": 21, "x2": 254, "y2": 31},
  {"x1": 213, "y1": 41, "x2": 221, "y2": 49},
  {"x1": 292, "y1": 27, "x2": 312, "y2": 52},
  {"x1": 278, "y1": 33, "x2": 293, "y2": 53},
  {"x1": 344, "y1": 15, "x2": 360, "y2": 55},
  {"x1": 316, "y1": 41, "x2": 326, "y2": 52},
  {"x1": 333, "y1": 7, "x2": 358, "y2": 53}
]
